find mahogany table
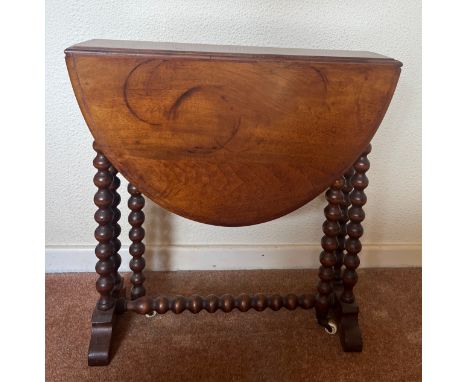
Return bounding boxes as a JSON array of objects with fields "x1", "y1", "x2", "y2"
[{"x1": 65, "y1": 39, "x2": 401, "y2": 366}]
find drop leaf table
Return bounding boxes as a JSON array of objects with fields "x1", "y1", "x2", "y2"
[{"x1": 64, "y1": 39, "x2": 401, "y2": 366}]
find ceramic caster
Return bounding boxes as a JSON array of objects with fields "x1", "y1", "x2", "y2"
[{"x1": 325, "y1": 319, "x2": 338, "y2": 335}]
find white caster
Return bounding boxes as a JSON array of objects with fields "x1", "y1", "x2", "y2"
[{"x1": 325, "y1": 320, "x2": 338, "y2": 335}]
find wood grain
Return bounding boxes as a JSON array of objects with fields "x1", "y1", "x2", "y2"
[{"x1": 66, "y1": 40, "x2": 401, "y2": 226}]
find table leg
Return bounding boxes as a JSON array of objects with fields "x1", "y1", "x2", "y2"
[
  {"x1": 316, "y1": 176, "x2": 345, "y2": 328},
  {"x1": 128, "y1": 183, "x2": 146, "y2": 300},
  {"x1": 109, "y1": 165, "x2": 123, "y2": 296},
  {"x1": 92, "y1": 142, "x2": 116, "y2": 310},
  {"x1": 88, "y1": 142, "x2": 120, "y2": 366},
  {"x1": 334, "y1": 166, "x2": 354, "y2": 282},
  {"x1": 336, "y1": 143, "x2": 372, "y2": 351}
]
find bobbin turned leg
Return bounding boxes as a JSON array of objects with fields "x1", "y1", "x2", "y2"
[
  {"x1": 334, "y1": 167, "x2": 354, "y2": 283},
  {"x1": 128, "y1": 183, "x2": 146, "y2": 300},
  {"x1": 88, "y1": 142, "x2": 121, "y2": 366},
  {"x1": 335, "y1": 144, "x2": 371, "y2": 352},
  {"x1": 109, "y1": 165, "x2": 124, "y2": 297},
  {"x1": 316, "y1": 177, "x2": 345, "y2": 329}
]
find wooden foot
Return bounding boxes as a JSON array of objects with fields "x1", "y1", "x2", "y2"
[
  {"x1": 332, "y1": 286, "x2": 363, "y2": 352},
  {"x1": 88, "y1": 282, "x2": 125, "y2": 366},
  {"x1": 336, "y1": 299, "x2": 363, "y2": 352},
  {"x1": 88, "y1": 306, "x2": 116, "y2": 366}
]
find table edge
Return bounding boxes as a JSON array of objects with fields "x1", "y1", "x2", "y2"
[{"x1": 65, "y1": 39, "x2": 403, "y2": 66}]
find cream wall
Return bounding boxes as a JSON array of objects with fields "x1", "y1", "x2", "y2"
[{"x1": 45, "y1": 1, "x2": 421, "y2": 270}]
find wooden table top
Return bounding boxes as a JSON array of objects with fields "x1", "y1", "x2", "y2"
[
  {"x1": 66, "y1": 39, "x2": 400, "y2": 63},
  {"x1": 66, "y1": 39, "x2": 401, "y2": 226}
]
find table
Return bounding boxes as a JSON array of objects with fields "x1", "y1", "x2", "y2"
[{"x1": 65, "y1": 39, "x2": 401, "y2": 366}]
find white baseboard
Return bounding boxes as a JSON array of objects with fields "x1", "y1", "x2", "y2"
[{"x1": 45, "y1": 244, "x2": 421, "y2": 273}]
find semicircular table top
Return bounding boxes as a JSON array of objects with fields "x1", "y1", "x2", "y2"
[{"x1": 65, "y1": 39, "x2": 402, "y2": 227}]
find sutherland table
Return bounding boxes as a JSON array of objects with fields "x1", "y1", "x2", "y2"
[{"x1": 65, "y1": 39, "x2": 402, "y2": 366}]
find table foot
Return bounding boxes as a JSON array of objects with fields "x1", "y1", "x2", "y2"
[
  {"x1": 88, "y1": 286, "x2": 125, "y2": 366},
  {"x1": 88, "y1": 306, "x2": 116, "y2": 366},
  {"x1": 335, "y1": 297, "x2": 363, "y2": 352}
]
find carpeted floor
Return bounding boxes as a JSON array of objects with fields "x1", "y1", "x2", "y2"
[{"x1": 45, "y1": 269, "x2": 421, "y2": 381}]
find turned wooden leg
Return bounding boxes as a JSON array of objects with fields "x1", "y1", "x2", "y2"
[
  {"x1": 334, "y1": 167, "x2": 355, "y2": 282},
  {"x1": 109, "y1": 165, "x2": 123, "y2": 296},
  {"x1": 342, "y1": 145, "x2": 371, "y2": 302},
  {"x1": 316, "y1": 177, "x2": 344, "y2": 327},
  {"x1": 89, "y1": 142, "x2": 119, "y2": 366},
  {"x1": 128, "y1": 183, "x2": 146, "y2": 300},
  {"x1": 92, "y1": 142, "x2": 116, "y2": 310},
  {"x1": 336, "y1": 144, "x2": 371, "y2": 352}
]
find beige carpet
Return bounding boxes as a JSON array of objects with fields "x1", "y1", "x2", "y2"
[{"x1": 46, "y1": 269, "x2": 421, "y2": 381}]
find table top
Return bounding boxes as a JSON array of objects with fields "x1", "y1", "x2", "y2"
[
  {"x1": 66, "y1": 40, "x2": 401, "y2": 226},
  {"x1": 66, "y1": 39, "x2": 401, "y2": 65}
]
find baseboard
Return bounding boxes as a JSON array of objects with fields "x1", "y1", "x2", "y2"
[{"x1": 45, "y1": 244, "x2": 421, "y2": 273}]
